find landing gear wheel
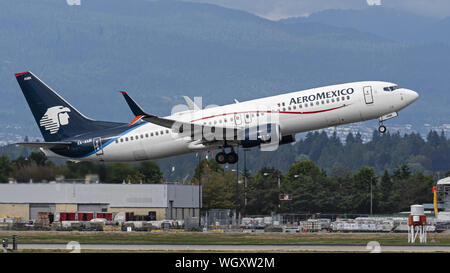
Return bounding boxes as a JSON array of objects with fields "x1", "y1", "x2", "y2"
[
  {"x1": 226, "y1": 152, "x2": 239, "y2": 164},
  {"x1": 378, "y1": 125, "x2": 387, "y2": 134},
  {"x1": 215, "y1": 152, "x2": 227, "y2": 164}
]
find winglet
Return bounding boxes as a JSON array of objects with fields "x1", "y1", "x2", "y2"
[
  {"x1": 183, "y1": 96, "x2": 200, "y2": 111},
  {"x1": 120, "y1": 91, "x2": 148, "y2": 116}
]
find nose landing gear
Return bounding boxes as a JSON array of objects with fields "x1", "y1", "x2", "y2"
[{"x1": 377, "y1": 112, "x2": 398, "y2": 134}]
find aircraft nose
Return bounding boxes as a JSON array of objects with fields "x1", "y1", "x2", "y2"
[{"x1": 406, "y1": 89, "x2": 419, "y2": 103}]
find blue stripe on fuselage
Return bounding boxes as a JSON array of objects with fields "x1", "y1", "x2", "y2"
[{"x1": 54, "y1": 122, "x2": 148, "y2": 159}]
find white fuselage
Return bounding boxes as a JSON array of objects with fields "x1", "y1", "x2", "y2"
[{"x1": 43, "y1": 81, "x2": 419, "y2": 162}]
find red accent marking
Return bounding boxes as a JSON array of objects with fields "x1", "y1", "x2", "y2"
[
  {"x1": 15, "y1": 71, "x2": 30, "y2": 77},
  {"x1": 128, "y1": 115, "x2": 144, "y2": 127},
  {"x1": 189, "y1": 105, "x2": 349, "y2": 123},
  {"x1": 120, "y1": 91, "x2": 127, "y2": 95}
]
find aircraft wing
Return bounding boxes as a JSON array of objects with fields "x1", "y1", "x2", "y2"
[
  {"x1": 120, "y1": 91, "x2": 241, "y2": 145},
  {"x1": 14, "y1": 142, "x2": 72, "y2": 149},
  {"x1": 120, "y1": 91, "x2": 220, "y2": 130}
]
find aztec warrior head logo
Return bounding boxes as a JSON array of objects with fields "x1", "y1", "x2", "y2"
[{"x1": 39, "y1": 106, "x2": 71, "y2": 134}]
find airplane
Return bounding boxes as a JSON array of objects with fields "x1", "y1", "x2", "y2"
[{"x1": 14, "y1": 71, "x2": 419, "y2": 164}]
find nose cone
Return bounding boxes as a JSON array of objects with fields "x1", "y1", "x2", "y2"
[{"x1": 406, "y1": 89, "x2": 419, "y2": 103}]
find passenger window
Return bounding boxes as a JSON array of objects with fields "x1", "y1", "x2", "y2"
[
  {"x1": 130, "y1": 136, "x2": 133, "y2": 141},
  {"x1": 125, "y1": 137, "x2": 129, "y2": 141},
  {"x1": 337, "y1": 97, "x2": 340, "y2": 102},
  {"x1": 347, "y1": 95, "x2": 350, "y2": 100},
  {"x1": 166, "y1": 130, "x2": 169, "y2": 134},
  {"x1": 155, "y1": 132, "x2": 158, "y2": 136},
  {"x1": 120, "y1": 139, "x2": 123, "y2": 143},
  {"x1": 145, "y1": 133, "x2": 149, "y2": 138},
  {"x1": 151, "y1": 133, "x2": 154, "y2": 137},
  {"x1": 160, "y1": 130, "x2": 164, "y2": 135}
]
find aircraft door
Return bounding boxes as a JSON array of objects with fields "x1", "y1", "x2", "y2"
[
  {"x1": 363, "y1": 86, "x2": 374, "y2": 104},
  {"x1": 93, "y1": 137, "x2": 104, "y2": 156}
]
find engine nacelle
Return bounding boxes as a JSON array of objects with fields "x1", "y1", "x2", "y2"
[
  {"x1": 279, "y1": 134, "x2": 295, "y2": 145},
  {"x1": 240, "y1": 123, "x2": 280, "y2": 148}
]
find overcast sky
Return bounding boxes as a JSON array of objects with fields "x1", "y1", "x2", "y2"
[{"x1": 181, "y1": 0, "x2": 450, "y2": 20}]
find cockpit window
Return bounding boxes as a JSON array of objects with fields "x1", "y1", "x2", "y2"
[{"x1": 383, "y1": 85, "x2": 400, "y2": 92}]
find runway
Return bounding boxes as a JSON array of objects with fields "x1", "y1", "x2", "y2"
[{"x1": 17, "y1": 243, "x2": 450, "y2": 253}]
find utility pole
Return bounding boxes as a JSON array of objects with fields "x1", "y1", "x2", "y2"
[
  {"x1": 243, "y1": 149, "x2": 247, "y2": 216},
  {"x1": 197, "y1": 153, "x2": 202, "y2": 227},
  {"x1": 370, "y1": 177, "x2": 373, "y2": 216},
  {"x1": 277, "y1": 175, "x2": 281, "y2": 211},
  {"x1": 264, "y1": 172, "x2": 282, "y2": 213},
  {"x1": 235, "y1": 148, "x2": 240, "y2": 213}
]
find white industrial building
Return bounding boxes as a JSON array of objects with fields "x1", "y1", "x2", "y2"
[{"x1": 0, "y1": 183, "x2": 201, "y2": 221}]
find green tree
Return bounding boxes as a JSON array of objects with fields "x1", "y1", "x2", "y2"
[
  {"x1": 105, "y1": 163, "x2": 139, "y2": 183},
  {"x1": 192, "y1": 159, "x2": 235, "y2": 210},
  {"x1": 352, "y1": 167, "x2": 377, "y2": 214},
  {"x1": 29, "y1": 151, "x2": 47, "y2": 166},
  {"x1": 138, "y1": 161, "x2": 163, "y2": 183},
  {"x1": 377, "y1": 170, "x2": 393, "y2": 213},
  {"x1": 247, "y1": 167, "x2": 281, "y2": 215},
  {"x1": 0, "y1": 155, "x2": 12, "y2": 183},
  {"x1": 282, "y1": 161, "x2": 329, "y2": 213}
]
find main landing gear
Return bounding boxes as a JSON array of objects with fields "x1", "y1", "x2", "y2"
[{"x1": 215, "y1": 147, "x2": 239, "y2": 164}]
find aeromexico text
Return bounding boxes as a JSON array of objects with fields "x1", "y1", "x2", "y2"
[{"x1": 289, "y1": 88, "x2": 354, "y2": 105}]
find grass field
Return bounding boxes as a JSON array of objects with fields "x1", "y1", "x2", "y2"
[{"x1": 1, "y1": 231, "x2": 450, "y2": 246}]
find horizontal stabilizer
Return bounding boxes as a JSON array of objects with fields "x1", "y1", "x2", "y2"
[{"x1": 14, "y1": 142, "x2": 72, "y2": 149}]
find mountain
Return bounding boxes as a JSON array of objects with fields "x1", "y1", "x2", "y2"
[
  {"x1": 0, "y1": 0, "x2": 449, "y2": 141},
  {"x1": 281, "y1": 6, "x2": 439, "y2": 43}
]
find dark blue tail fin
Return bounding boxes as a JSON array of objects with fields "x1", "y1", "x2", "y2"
[{"x1": 15, "y1": 71, "x2": 123, "y2": 142}]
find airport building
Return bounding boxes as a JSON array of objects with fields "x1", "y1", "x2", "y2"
[{"x1": 0, "y1": 183, "x2": 201, "y2": 221}]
